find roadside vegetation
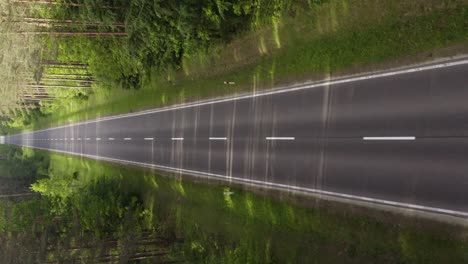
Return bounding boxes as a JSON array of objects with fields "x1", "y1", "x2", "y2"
[
  {"x1": 0, "y1": 0, "x2": 467, "y2": 132},
  {"x1": 0, "y1": 0, "x2": 292, "y2": 131},
  {"x1": 1, "y1": 144, "x2": 468, "y2": 263},
  {"x1": 0, "y1": 145, "x2": 180, "y2": 262},
  {"x1": 1, "y1": 1, "x2": 468, "y2": 262}
]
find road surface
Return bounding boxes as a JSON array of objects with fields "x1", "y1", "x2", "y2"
[{"x1": 5, "y1": 58, "x2": 468, "y2": 218}]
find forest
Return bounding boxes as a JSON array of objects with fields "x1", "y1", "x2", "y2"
[
  {"x1": 0, "y1": 0, "x2": 292, "y2": 131},
  {"x1": 0, "y1": 145, "x2": 182, "y2": 262},
  {"x1": 1, "y1": 0, "x2": 468, "y2": 263}
]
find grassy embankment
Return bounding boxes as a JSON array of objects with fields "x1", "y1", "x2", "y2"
[
  {"x1": 18, "y1": 145, "x2": 468, "y2": 263},
  {"x1": 13, "y1": 0, "x2": 468, "y2": 132}
]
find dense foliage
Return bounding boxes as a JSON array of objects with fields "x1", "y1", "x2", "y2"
[
  {"x1": 47, "y1": 0, "x2": 290, "y2": 89},
  {"x1": 0, "y1": 0, "x2": 293, "y2": 131},
  {"x1": 0, "y1": 0, "x2": 297, "y2": 132},
  {"x1": 0, "y1": 146, "x2": 170, "y2": 262}
]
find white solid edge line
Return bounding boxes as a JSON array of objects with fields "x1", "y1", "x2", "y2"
[
  {"x1": 266, "y1": 137, "x2": 295, "y2": 140},
  {"x1": 11, "y1": 142, "x2": 468, "y2": 219},
  {"x1": 13, "y1": 58, "x2": 468, "y2": 136},
  {"x1": 363, "y1": 136, "x2": 416, "y2": 140},
  {"x1": 172, "y1": 138, "x2": 184, "y2": 141},
  {"x1": 209, "y1": 137, "x2": 227, "y2": 140},
  {"x1": 144, "y1": 138, "x2": 154, "y2": 141}
]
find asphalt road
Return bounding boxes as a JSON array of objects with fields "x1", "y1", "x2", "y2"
[{"x1": 5, "y1": 58, "x2": 468, "y2": 217}]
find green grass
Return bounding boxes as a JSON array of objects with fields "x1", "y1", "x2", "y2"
[
  {"x1": 9, "y1": 0, "x2": 468, "y2": 133},
  {"x1": 24, "y1": 146, "x2": 468, "y2": 263}
]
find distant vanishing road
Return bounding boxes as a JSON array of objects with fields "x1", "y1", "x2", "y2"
[{"x1": 5, "y1": 58, "x2": 468, "y2": 218}]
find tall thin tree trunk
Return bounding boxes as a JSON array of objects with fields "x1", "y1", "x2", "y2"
[
  {"x1": 19, "y1": 31, "x2": 128, "y2": 36},
  {"x1": 24, "y1": 84, "x2": 91, "y2": 89},
  {"x1": 12, "y1": 0, "x2": 122, "y2": 9},
  {"x1": 21, "y1": 17, "x2": 125, "y2": 26},
  {"x1": 40, "y1": 78, "x2": 95, "y2": 83},
  {"x1": 43, "y1": 73, "x2": 93, "y2": 78}
]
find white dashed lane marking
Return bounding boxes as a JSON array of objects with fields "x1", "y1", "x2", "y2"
[
  {"x1": 363, "y1": 136, "x2": 416, "y2": 141},
  {"x1": 265, "y1": 137, "x2": 295, "y2": 141},
  {"x1": 209, "y1": 137, "x2": 227, "y2": 140}
]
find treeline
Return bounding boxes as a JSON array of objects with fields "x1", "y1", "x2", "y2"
[
  {"x1": 45, "y1": 0, "x2": 290, "y2": 88},
  {"x1": 0, "y1": 0, "x2": 292, "y2": 130},
  {"x1": 0, "y1": 0, "x2": 111, "y2": 122},
  {"x1": 0, "y1": 145, "x2": 183, "y2": 263},
  {"x1": 0, "y1": 146, "x2": 44, "y2": 198}
]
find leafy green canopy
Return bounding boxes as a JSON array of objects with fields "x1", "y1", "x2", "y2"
[{"x1": 51, "y1": 0, "x2": 289, "y2": 88}]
